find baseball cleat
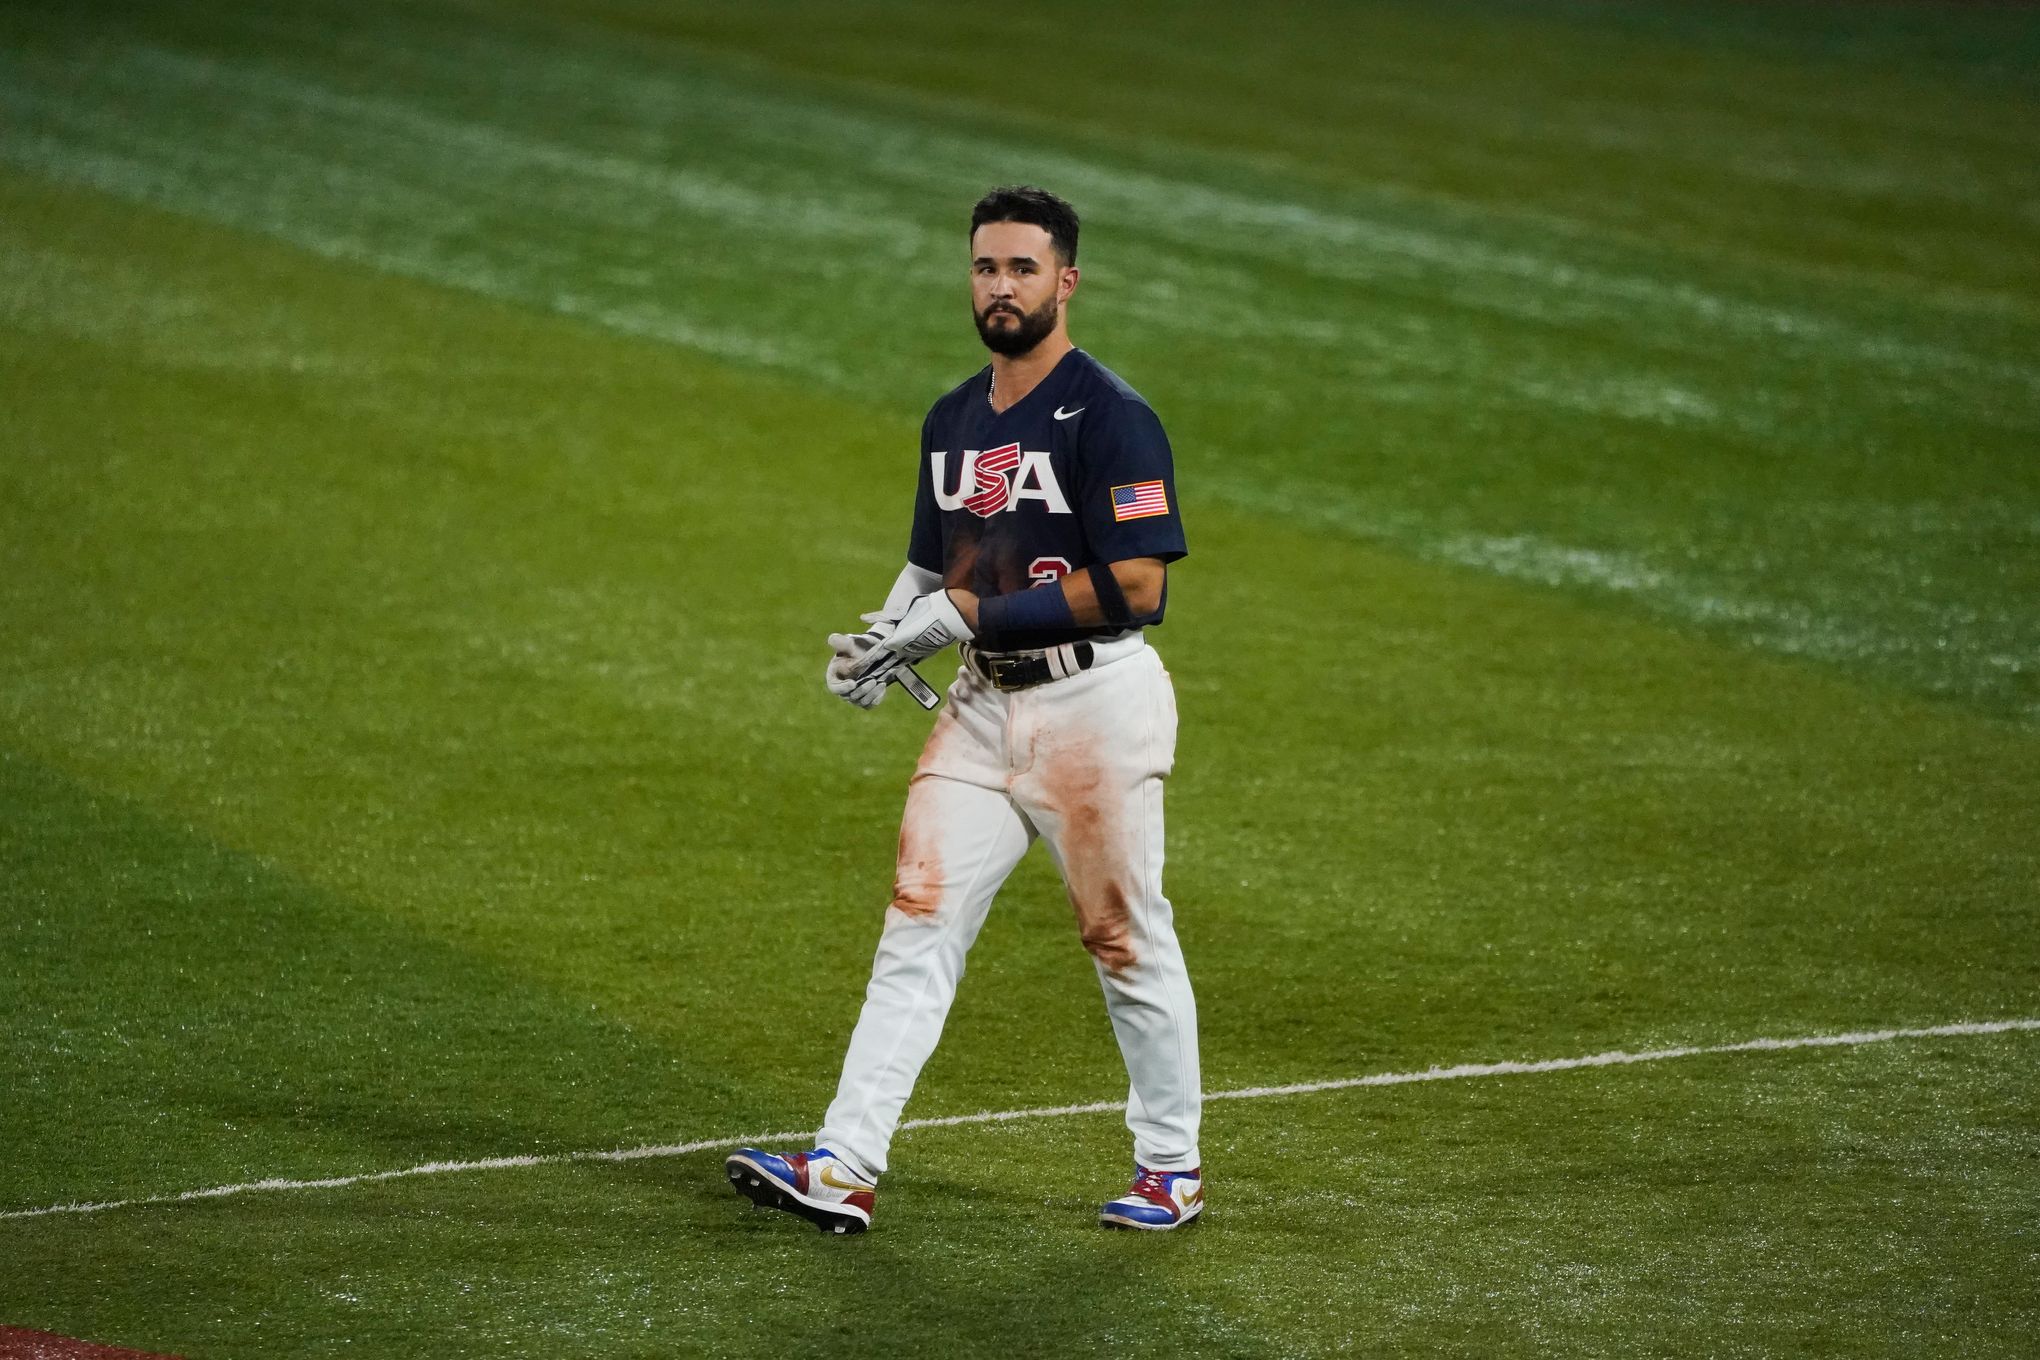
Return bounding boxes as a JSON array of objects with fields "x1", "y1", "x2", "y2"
[
  {"x1": 1099, "y1": 1163, "x2": 1204, "y2": 1231},
  {"x1": 725, "y1": 1147, "x2": 875, "y2": 1235}
]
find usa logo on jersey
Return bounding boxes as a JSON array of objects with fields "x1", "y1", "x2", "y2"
[{"x1": 932, "y1": 447, "x2": 1072, "y2": 518}]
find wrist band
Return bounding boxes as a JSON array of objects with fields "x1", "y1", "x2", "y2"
[{"x1": 977, "y1": 582, "x2": 1077, "y2": 645}]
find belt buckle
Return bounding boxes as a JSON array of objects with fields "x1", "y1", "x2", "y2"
[
  {"x1": 967, "y1": 647, "x2": 1030, "y2": 692},
  {"x1": 964, "y1": 646, "x2": 1003, "y2": 690}
]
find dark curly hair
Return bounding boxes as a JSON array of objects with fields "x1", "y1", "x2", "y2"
[{"x1": 970, "y1": 185, "x2": 1079, "y2": 266}]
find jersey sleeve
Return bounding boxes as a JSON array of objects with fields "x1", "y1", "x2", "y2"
[
  {"x1": 906, "y1": 408, "x2": 943, "y2": 573},
  {"x1": 1077, "y1": 398, "x2": 1188, "y2": 565}
]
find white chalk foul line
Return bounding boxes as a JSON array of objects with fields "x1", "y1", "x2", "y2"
[{"x1": 6, "y1": 1018, "x2": 2036, "y2": 1222}]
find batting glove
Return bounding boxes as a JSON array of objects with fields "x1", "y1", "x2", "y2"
[
  {"x1": 855, "y1": 590, "x2": 971, "y2": 679},
  {"x1": 826, "y1": 611, "x2": 900, "y2": 709}
]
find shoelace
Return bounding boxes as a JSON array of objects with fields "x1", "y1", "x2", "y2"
[{"x1": 1130, "y1": 1168, "x2": 1177, "y2": 1207}]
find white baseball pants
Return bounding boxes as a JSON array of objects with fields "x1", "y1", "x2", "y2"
[{"x1": 817, "y1": 638, "x2": 1202, "y2": 1179}]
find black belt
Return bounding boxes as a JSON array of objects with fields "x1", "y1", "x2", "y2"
[{"x1": 966, "y1": 641, "x2": 1096, "y2": 692}]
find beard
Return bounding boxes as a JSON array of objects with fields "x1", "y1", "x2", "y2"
[{"x1": 974, "y1": 294, "x2": 1059, "y2": 357}]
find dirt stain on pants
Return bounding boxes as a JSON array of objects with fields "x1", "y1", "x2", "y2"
[{"x1": 1039, "y1": 757, "x2": 1139, "y2": 974}]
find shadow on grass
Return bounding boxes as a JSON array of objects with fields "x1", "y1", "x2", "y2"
[
  {"x1": 0, "y1": 745, "x2": 763, "y2": 1209},
  {"x1": 603, "y1": 1152, "x2": 1280, "y2": 1358}
]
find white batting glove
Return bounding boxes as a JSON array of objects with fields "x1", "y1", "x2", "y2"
[
  {"x1": 854, "y1": 591, "x2": 971, "y2": 679},
  {"x1": 826, "y1": 611, "x2": 900, "y2": 709}
]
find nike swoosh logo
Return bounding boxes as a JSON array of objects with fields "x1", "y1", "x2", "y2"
[
  {"x1": 1053, "y1": 406, "x2": 1084, "y2": 420},
  {"x1": 818, "y1": 1165, "x2": 874, "y2": 1193}
]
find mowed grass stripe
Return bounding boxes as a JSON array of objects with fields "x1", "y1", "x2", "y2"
[
  {"x1": 6, "y1": 13, "x2": 2030, "y2": 408},
  {"x1": 1, "y1": 0, "x2": 2035, "y2": 713},
  {"x1": 567, "y1": 0, "x2": 2040, "y2": 301}
]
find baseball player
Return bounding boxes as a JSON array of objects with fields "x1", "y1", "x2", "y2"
[{"x1": 726, "y1": 186, "x2": 1202, "y2": 1234}]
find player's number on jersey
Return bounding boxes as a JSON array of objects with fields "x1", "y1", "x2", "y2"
[{"x1": 1028, "y1": 557, "x2": 1073, "y2": 587}]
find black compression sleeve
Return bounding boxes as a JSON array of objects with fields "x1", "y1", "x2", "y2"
[{"x1": 1087, "y1": 562, "x2": 1135, "y2": 628}]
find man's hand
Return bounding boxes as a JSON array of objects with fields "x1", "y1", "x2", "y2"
[
  {"x1": 853, "y1": 590, "x2": 972, "y2": 679},
  {"x1": 826, "y1": 611, "x2": 902, "y2": 709}
]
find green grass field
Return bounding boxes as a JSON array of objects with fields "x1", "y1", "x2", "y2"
[{"x1": 3, "y1": 0, "x2": 2037, "y2": 1354}]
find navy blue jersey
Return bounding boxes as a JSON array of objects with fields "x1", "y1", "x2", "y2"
[{"x1": 906, "y1": 349, "x2": 1187, "y2": 650}]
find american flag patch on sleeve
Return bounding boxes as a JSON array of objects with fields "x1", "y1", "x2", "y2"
[{"x1": 1111, "y1": 480, "x2": 1170, "y2": 521}]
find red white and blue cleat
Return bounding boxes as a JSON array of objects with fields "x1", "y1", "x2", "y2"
[
  {"x1": 1099, "y1": 1164, "x2": 1204, "y2": 1230},
  {"x1": 725, "y1": 1146, "x2": 876, "y2": 1235}
]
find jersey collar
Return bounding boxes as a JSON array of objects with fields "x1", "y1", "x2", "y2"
[{"x1": 981, "y1": 346, "x2": 1085, "y2": 424}]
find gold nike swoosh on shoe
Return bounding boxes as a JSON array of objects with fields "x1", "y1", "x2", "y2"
[{"x1": 818, "y1": 1165, "x2": 874, "y2": 1192}]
